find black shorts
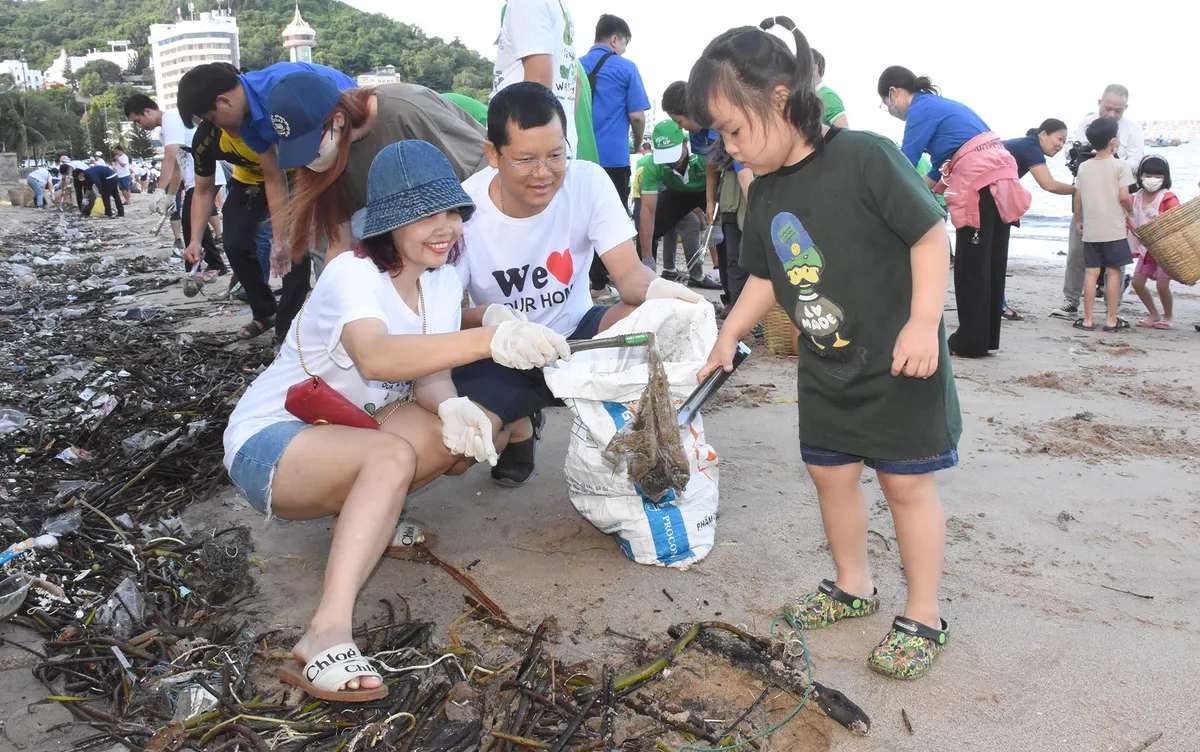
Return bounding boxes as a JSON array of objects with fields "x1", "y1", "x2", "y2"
[
  {"x1": 1083, "y1": 239, "x2": 1133, "y2": 269},
  {"x1": 452, "y1": 306, "x2": 610, "y2": 424}
]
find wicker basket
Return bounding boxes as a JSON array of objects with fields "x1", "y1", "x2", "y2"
[
  {"x1": 762, "y1": 304, "x2": 799, "y2": 356},
  {"x1": 7, "y1": 188, "x2": 26, "y2": 207},
  {"x1": 1135, "y1": 196, "x2": 1200, "y2": 286}
]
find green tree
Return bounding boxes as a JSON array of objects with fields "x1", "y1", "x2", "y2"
[
  {"x1": 127, "y1": 124, "x2": 154, "y2": 158},
  {"x1": 86, "y1": 102, "x2": 108, "y2": 153},
  {"x1": 79, "y1": 71, "x2": 105, "y2": 97},
  {"x1": 62, "y1": 57, "x2": 76, "y2": 92},
  {"x1": 78, "y1": 60, "x2": 123, "y2": 86}
]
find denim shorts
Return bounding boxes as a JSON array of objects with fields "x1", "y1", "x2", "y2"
[
  {"x1": 452, "y1": 305, "x2": 610, "y2": 424},
  {"x1": 800, "y1": 443, "x2": 959, "y2": 475},
  {"x1": 229, "y1": 420, "x2": 310, "y2": 515}
]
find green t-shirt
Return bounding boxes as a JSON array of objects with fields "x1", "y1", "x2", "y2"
[
  {"x1": 631, "y1": 153, "x2": 653, "y2": 198},
  {"x1": 916, "y1": 155, "x2": 947, "y2": 207},
  {"x1": 819, "y1": 85, "x2": 845, "y2": 126},
  {"x1": 641, "y1": 153, "x2": 706, "y2": 194},
  {"x1": 441, "y1": 92, "x2": 489, "y2": 126},
  {"x1": 741, "y1": 129, "x2": 961, "y2": 460},
  {"x1": 572, "y1": 60, "x2": 600, "y2": 165}
]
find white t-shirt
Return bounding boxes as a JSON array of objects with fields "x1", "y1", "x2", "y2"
[
  {"x1": 493, "y1": 0, "x2": 578, "y2": 151},
  {"x1": 28, "y1": 167, "x2": 52, "y2": 185},
  {"x1": 68, "y1": 160, "x2": 90, "y2": 171},
  {"x1": 114, "y1": 154, "x2": 131, "y2": 178},
  {"x1": 456, "y1": 161, "x2": 634, "y2": 336},
  {"x1": 222, "y1": 255, "x2": 464, "y2": 470},
  {"x1": 1073, "y1": 114, "x2": 1144, "y2": 173},
  {"x1": 160, "y1": 111, "x2": 198, "y2": 190}
]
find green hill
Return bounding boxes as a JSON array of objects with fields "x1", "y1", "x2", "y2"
[{"x1": 0, "y1": 0, "x2": 492, "y2": 98}]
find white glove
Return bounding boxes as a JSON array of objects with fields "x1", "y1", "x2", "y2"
[
  {"x1": 646, "y1": 276, "x2": 705, "y2": 303},
  {"x1": 437, "y1": 397, "x2": 499, "y2": 466},
  {"x1": 155, "y1": 194, "x2": 175, "y2": 215},
  {"x1": 269, "y1": 239, "x2": 292, "y2": 279},
  {"x1": 481, "y1": 303, "x2": 528, "y2": 326},
  {"x1": 490, "y1": 321, "x2": 572, "y2": 369}
]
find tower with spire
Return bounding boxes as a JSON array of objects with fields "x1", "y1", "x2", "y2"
[{"x1": 282, "y1": 2, "x2": 316, "y2": 63}]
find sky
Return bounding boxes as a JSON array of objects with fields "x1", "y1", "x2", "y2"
[{"x1": 347, "y1": 0, "x2": 1200, "y2": 140}]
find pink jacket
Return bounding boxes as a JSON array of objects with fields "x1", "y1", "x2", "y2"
[{"x1": 936, "y1": 132, "x2": 1031, "y2": 228}]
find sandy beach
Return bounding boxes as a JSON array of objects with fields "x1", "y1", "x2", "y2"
[{"x1": 1, "y1": 203, "x2": 1198, "y2": 751}]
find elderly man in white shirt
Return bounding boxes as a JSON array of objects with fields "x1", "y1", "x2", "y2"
[{"x1": 1052, "y1": 84, "x2": 1144, "y2": 318}]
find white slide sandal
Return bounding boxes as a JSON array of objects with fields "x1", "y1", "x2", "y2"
[{"x1": 277, "y1": 642, "x2": 387, "y2": 703}]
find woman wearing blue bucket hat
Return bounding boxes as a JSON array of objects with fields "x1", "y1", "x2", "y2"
[
  {"x1": 267, "y1": 70, "x2": 488, "y2": 276},
  {"x1": 223, "y1": 141, "x2": 570, "y2": 703}
]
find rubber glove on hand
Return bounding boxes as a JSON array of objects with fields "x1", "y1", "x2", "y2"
[
  {"x1": 646, "y1": 276, "x2": 705, "y2": 303},
  {"x1": 437, "y1": 396, "x2": 499, "y2": 466},
  {"x1": 155, "y1": 194, "x2": 175, "y2": 215},
  {"x1": 482, "y1": 303, "x2": 528, "y2": 326},
  {"x1": 270, "y1": 239, "x2": 292, "y2": 279},
  {"x1": 490, "y1": 321, "x2": 572, "y2": 369}
]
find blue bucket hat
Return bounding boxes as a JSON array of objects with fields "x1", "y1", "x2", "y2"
[
  {"x1": 267, "y1": 71, "x2": 343, "y2": 170},
  {"x1": 351, "y1": 141, "x2": 475, "y2": 241}
]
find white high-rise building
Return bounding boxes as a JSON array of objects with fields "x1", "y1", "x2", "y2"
[
  {"x1": 356, "y1": 65, "x2": 400, "y2": 87},
  {"x1": 1, "y1": 60, "x2": 43, "y2": 90},
  {"x1": 148, "y1": 9, "x2": 240, "y2": 113},
  {"x1": 282, "y1": 2, "x2": 316, "y2": 64}
]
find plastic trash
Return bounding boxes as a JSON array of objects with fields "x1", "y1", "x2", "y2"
[
  {"x1": 81, "y1": 275, "x2": 103, "y2": 289},
  {"x1": 0, "y1": 303, "x2": 24, "y2": 314},
  {"x1": 54, "y1": 447, "x2": 92, "y2": 465},
  {"x1": 61, "y1": 307, "x2": 91, "y2": 319},
  {"x1": 7, "y1": 263, "x2": 34, "y2": 277},
  {"x1": 106, "y1": 284, "x2": 132, "y2": 294},
  {"x1": 118, "y1": 308, "x2": 161, "y2": 321},
  {"x1": 47, "y1": 251, "x2": 76, "y2": 263},
  {"x1": 121, "y1": 429, "x2": 177, "y2": 456},
  {"x1": 0, "y1": 409, "x2": 26, "y2": 436},
  {"x1": 15, "y1": 272, "x2": 36, "y2": 289},
  {"x1": 0, "y1": 535, "x2": 57, "y2": 567},
  {"x1": 95, "y1": 577, "x2": 144, "y2": 639},
  {"x1": 172, "y1": 685, "x2": 219, "y2": 722},
  {"x1": 42, "y1": 508, "x2": 83, "y2": 536},
  {"x1": 53, "y1": 481, "x2": 89, "y2": 501},
  {"x1": 0, "y1": 576, "x2": 33, "y2": 621}
]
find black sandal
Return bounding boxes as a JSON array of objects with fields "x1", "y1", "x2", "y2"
[
  {"x1": 238, "y1": 317, "x2": 275, "y2": 341},
  {"x1": 491, "y1": 411, "x2": 545, "y2": 487},
  {"x1": 1001, "y1": 307, "x2": 1023, "y2": 321},
  {"x1": 1102, "y1": 317, "x2": 1130, "y2": 332}
]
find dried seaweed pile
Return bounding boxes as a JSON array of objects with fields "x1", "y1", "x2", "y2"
[{"x1": 604, "y1": 350, "x2": 689, "y2": 502}]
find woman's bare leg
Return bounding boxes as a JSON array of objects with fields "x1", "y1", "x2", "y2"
[{"x1": 270, "y1": 426, "x2": 418, "y2": 690}]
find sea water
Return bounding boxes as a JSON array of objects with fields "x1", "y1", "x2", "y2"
[{"x1": 1011, "y1": 141, "x2": 1200, "y2": 264}]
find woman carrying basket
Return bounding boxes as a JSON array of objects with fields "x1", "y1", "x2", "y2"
[{"x1": 222, "y1": 141, "x2": 569, "y2": 703}]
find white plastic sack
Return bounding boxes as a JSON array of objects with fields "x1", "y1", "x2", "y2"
[{"x1": 544, "y1": 300, "x2": 720, "y2": 568}]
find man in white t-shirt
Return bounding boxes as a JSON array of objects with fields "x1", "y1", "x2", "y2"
[
  {"x1": 492, "y1": 0, "x2": 579, "y2": 152},
  {"x1": 1052, "y1": 84, "x2": 1145, "y2": 318},
  {"x1": 113, "y1": 146, "x2": 133, "y2": 202},
  {"x1": 454, "y1": 82, "x2": 704, "y2": 486},
  {"x1": 124, "y1": 94, "x2": 226, "y2": 271}
]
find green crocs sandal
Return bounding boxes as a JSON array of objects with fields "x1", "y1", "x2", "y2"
[
  {"x1": 867, "y1": 616, "x2": 949, "y2": 680},
  {"x1": 782, "y1": 579, "x2": 879, "y2": 630}
]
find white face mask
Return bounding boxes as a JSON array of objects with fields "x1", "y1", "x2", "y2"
[
  {"x1": 1141, "y1": 176, "x2": 1164, "y2": 192},
  {"x1": 307, "y1": 126, "x2": 341, "y2": 172}
]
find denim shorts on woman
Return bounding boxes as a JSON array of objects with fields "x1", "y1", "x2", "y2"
[
  {"x1": 229, "y1": 420, "x2": 310, "y2": 515},
  {"x1": 800, "y1": 443, "x2": 959, "y2": 475}
]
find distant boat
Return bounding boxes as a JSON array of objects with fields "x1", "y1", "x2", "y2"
[{"x1": 1145, "y1": 137, "x2": 1183, "y2": 148}]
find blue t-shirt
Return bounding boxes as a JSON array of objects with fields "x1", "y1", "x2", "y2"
[
  {"x1": 1001, "y1": 134, "x2": 1045, "y2": 178},
  {"x1": 237, "y1": 62, "x2": 358, "y2": 154},
  {"x1": 580, "y1": 45, "x2": 651, "y2": 169},
  {"x1": 82, "y1": 165, "x2": 117, "y2": 184},
  {"x1": 900, "y1": 92, "x2": 990, "y2": 181}
]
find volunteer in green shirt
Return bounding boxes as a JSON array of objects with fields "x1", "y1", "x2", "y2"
[
  {"x1": 813, "y1": 49, "x2": 848, "y2": 127},
  {"x1": 572, "y1": 59, "x2": 600, "y2": 165},
  {"x1": 638, "y1": 120, "x2": 721, "y2": 289}
]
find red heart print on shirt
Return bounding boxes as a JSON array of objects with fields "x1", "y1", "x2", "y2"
[{"x1": 546, "y1": 248, "x2": 573, "y2": 285}]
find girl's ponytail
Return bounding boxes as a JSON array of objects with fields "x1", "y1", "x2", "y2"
[
  {"x1": 913, "y1": 75, "x2": 939, "y2": 95},
  {"x1": 758, "y1": 16, "x2": 823, "y2": 150}
]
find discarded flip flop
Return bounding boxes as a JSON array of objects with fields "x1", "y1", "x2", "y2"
[
  {"x1": 277, "y1": 641, "x2": 387, "y2": 703},
  {"x1": 1072, "y1": 318, "x2": 1095, "y2": 331},
  {"x1": 867, "y1": 617, "x2": 948, "y2": 681},
  {"x1": 782, "y1": 579, "x2": 879, "y2": 630}
]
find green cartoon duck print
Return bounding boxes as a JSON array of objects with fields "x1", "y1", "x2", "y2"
[{"x1": 771, "y1": 212, "x2": 849, "y2": 350}]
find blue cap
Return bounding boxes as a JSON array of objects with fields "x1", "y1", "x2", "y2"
[
  {"x1": 352, "y1": 141, "x2": 475, "y2": 241},
  {"x1": 267, "y1": 71, "x2": 343, "y2": 170}
]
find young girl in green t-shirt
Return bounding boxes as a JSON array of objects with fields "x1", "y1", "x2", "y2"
[{"x1": 689, "y1": 16, "x2": 961, "y2": 680}]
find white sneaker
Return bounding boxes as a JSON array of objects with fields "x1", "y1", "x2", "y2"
[{"x1": 1049, "y1": 301, "x2": 1079, "y2": 318}]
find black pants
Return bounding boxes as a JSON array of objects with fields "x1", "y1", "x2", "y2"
[
  {"x1": 721, "y1": 212, "x2": 747, "y2": 307},
  {"x1": 948, "y1": 187, "x2": 1009, "y2": 357},
  {"x1": 223, "y1": 180, "x2": 311, "y2": 339},
  {"x1": 182, "y1": 187, "x2": 225, "y2": 273},
  {"x1": 652, "y1": 189, "x2": 706, "y2": 275},
  {"x1": 98, "y1": 179, "x2": 123, "y2": 217},
  {"x1": 591, "y1": 166, "x2": 632, "y2": 290}
]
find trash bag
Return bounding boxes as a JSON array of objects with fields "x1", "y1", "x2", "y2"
[{"x1": 544, "y1": 300, "x2": 720, "y2": 569}]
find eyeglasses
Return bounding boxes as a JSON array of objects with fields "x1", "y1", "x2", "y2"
[{"x1": 499, "y1": 150, "x2": 573, "y2": 176}]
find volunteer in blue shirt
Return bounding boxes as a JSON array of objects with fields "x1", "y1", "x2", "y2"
[
  {"x1": 580, "y1": 14, "x2": 650, "y2": 205},
  {"x1": 74, "y1": 163, "x2": 124, "y2": 218},
  {"x1": 177, "y1": 61, "x2": 357, "y2": 270}
]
